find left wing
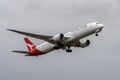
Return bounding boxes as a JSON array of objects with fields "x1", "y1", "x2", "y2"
[{"x1": 7, "y1": 29, "x2": 54, "y2": 44}]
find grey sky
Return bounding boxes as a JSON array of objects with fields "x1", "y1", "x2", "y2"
[{"x1": 0, "y1": 0, "x2": 120, "y2": 80}]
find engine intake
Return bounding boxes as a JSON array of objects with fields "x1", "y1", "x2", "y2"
[
  {"x1": 51, "y1": 33, "x2": 64, "y2": 42},
  {"x1": 60, "y1": 33, "x2": 64, "y2": 39},
  {"x1": 73, "y1": 40, "x2": 90, "y2": 48},
  {"x1": 80, "y1": 40, "x2": 90, "y2": 48}
]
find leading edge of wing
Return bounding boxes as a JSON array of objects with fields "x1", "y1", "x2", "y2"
[{"x1": 7, "y1": 29, "x2": 54, "y2": 43}]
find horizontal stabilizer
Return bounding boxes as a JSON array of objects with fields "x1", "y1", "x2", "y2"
[{"x1": 12, "y1": 51, "x2": 29, "y2": 54}]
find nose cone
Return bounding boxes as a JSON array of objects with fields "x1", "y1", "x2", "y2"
[
  {"x1": 101, "y1": 24, "x2": 104, "y2": 28},
  {"x1": 98, "y1": 24, "x2": 104, "y2": 29}
]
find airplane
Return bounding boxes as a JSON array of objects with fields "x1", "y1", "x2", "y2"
[{"x1": 7, "y1": 22, "x2": 104, "y2": 56}]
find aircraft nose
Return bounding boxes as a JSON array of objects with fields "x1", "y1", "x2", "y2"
[
  {"x1": 99, "y1": 24, "x2": 104, "y2": 29},
  {"x1": 101, "y1": 24, "x2": 104, "y2": 28}
]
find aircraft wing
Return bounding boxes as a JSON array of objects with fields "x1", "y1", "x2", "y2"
[{"x1": 7, "y1": 29, "x2": 54, "y2": 44}]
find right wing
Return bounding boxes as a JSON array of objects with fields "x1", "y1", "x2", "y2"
[{"x1": 7, "y1": 29, "x2": 54, "y2": 44}]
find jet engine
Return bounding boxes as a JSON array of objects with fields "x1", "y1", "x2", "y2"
[
  {"x1": 51, "y1": 33, "x2": 64, "y2": 42},
  {"x1": 80, "y1": 40, "x2": 90, "y2": 48},
  {"x1": 73, "y1": 40, "x2": 90, "y2": 48}
]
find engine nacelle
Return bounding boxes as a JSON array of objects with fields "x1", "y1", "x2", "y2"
[
  {"x1": 72, "y1": 40, "x2": 90, "y2": 48},
  {"x1": 73, "y1": 40, "x2": 90, "y2": 48},
  {"x1": 80, "y1": 40, "x2": 90, "y2": 48},
  {"x1": 51, "y1": 33, "x2": 64, "y2": 42}
]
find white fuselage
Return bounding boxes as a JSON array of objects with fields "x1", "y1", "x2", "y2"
[{"x1": 36, "y1": 22, "x2": 104, "y2": 53}]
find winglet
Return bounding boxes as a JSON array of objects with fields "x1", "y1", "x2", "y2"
[
  {"x1": 6, "y1": 29, "x2": 11, "y2": 31},
  {"x1": 6, "y1": 29, "x2": 14, "y2": 32}
]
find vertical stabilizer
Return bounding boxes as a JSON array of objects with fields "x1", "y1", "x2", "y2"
[{"x1": 24, "y1": 37, "x2": 36, "y2": 52}]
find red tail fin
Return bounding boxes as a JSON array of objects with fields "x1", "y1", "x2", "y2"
[{"x1": 24, "y1": 37, "x2": 36, "y2": 52}]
